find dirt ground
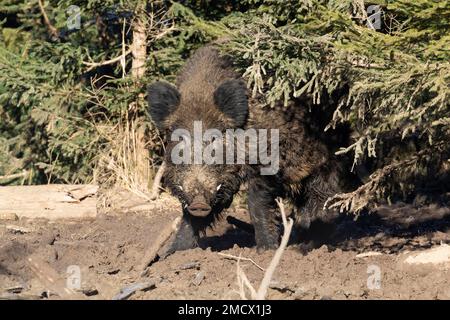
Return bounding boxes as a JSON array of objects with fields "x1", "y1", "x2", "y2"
[{"x1": 0, "y1": 193, "x2": 449, "y2": 300}]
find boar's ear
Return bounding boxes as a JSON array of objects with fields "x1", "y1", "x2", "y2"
[
  {"x1": 147, "y1": 81, "x2": 180, "y2": 129},
  {"x1": 214, "y1": 79, "x2": 248, "y2": 127}
]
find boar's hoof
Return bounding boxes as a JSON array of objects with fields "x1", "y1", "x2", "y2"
[{"x1": 256, "y1": 243, "x2": 279, "y2": 253}]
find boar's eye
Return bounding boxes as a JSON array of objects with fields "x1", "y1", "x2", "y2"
[{"x1": 214, "y1": 79, "x2": 248, "y2": 127}]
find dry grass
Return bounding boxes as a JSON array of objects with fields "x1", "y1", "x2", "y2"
[
  {"x1": 84, "y1": 4, "x2": 175, "y2": 208},
  {"x1": 93, "y1": 110, "x2": 163, "y2": 208}
]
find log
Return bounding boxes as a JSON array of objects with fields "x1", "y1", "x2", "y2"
[
  {"x1": 0, "y1": 184, "x2": 98, "y2": 220},
  {"x1": 139, "y1": 216, "x2": 181, "y2": 276}
]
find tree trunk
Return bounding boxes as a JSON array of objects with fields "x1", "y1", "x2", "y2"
[
  {"x1": 130, "y1": 6, "x2": 151, "y2": 192},
  {"x1": 131, "y1": 14, "x2": 147, "y2": 79}
]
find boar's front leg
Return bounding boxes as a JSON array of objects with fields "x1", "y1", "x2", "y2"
[
  {"x1": 167, "y1": 215, "x2": 199, "y2": 253},
  {"x1": 164, "y1": 212, "x2": 212, "y2": 257},
  {"x1": 248, "y1": 177, "x2": 281, "y2": 251}
]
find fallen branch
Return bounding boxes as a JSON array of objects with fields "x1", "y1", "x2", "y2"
[
  {"x1": 254, "y1": 198, "x2": 293, "y2": 299},
  {"x1": 0, "y1": 184, "x2": 98, "y2": 219},
  {"x1": 6, "y1": 225, "x2": 32, "y2": 234},
  {"x1": 153, "y1": 25, "x2": 176, "y2": 40},
  {"x1": 218, "y1": 252, "x2": 264, "y2": 271},
  {"x1": 112, "y1": 278, "x2": 160, "y2": 300},
  {"x1": 0, "y1": 170, "x2": 29, "y2": 182},
  {"x1": 237, "y1": 198, "x2": 294, "y2": 300},
  {"x1": 236, "y1": 258, "x2": 257, "y2": 300},
  {"x1": 37, "y1": 0, "x2": 58, "y2": 38},
  {"x1": 150, "y1": 161, "x2": 166, "y2": 200},
  {"x1": 139, "y1": 216, "x2": 181, "y2": 276}
]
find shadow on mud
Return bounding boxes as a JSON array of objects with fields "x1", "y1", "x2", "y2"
[
  {"x1": 198, "y1": 205, "x2": 450, "y2": 254},
  {"x1": 199, "y1": 228, "x2": 256, "y2": 252},
  {"x1": 297, "y1": 211, "x2": 450, "y2": 253}
]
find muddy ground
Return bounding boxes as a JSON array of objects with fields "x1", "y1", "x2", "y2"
[{"x1": 0, "y1": 193, "x2": 449, "y2": 300}]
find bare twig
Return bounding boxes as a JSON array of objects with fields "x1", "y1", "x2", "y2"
[
  {"x1": 153, "y1": 25, "x2": 176, "y2": 40},
  {"x1": 218, "y1": 252, "x2": 264, "y2": 271},
  {"x1": 0, "y1": 170, "x2": 29, "y2": 182},
  {"x1": 37, "y1": 0, "x2": 58, "y2": 38},
  {"x1": 139, "y1": 216, "x2": 181, "y2": 276},
  {"x1": 254, "y1": 199, "x2": 293, "y2": 299},
  {"x1": 348, "y1": 59, "x2": 382, "y2": 69},
  {"x1": 324, "y1": 144, "x2": 445, "y2": 214},
  {"x1": 120, "y1": 18, "x2": 127, "y2": 78},
  {"x1": 236, "y1": 256, "x2": 257, "y2": 300},
  {"x1": 149, "y1": 161, "x2": 166, "y2": 200},
  {"x1": 112, "y1": 278, "x2": 159, "y2": 300},
  {"x1": 236, "y1": 198, "x2": 293, "y2": 300},
  {"x1": 82, "y1": 49, "x2": 132, "y2": 71}
]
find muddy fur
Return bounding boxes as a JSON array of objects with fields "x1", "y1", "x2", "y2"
[{"x1": 147, "y1": 46, "x2": 354, "y2": 253}]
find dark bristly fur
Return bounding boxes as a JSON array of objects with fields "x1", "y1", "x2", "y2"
[
  {"x1": 214, "y1": 79, "x2": 248, "y2": 127},
  {"x1": 147, "y1": 82, "x2": 180, "y2": 129},
  {"x1": 147, "y1": 46, "x2": 351, "y2": 254}
]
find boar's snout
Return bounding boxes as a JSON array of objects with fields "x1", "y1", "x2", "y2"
[{"x1": 187, "y1": 195, "x2": 211, "y2": 217}]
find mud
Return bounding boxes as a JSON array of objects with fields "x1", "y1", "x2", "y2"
[{"x1": 0, "y1": 195, "x2": 449, "y2": 300}]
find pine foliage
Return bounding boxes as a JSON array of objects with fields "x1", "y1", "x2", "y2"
[{"x1": 1, "y1": 0, "x2": 449, "y2": 213}]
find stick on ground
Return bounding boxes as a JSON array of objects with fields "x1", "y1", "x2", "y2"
[
  {"x1": 139, "y1": 216, "x2": 181, "y2": 276},
  {"x1": 237, "y1": 198, "x2": 294, "y2": 300},
  {"x1": 218, "y1": 252, "x2": 264, "y2": 271},
  {"x1": 150, "y1": 161, "x2": 166, "y2": 200}
]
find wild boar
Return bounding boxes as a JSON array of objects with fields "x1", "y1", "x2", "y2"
[{"x1": 147, "y1": 46, "x2": 350, "y2": 254}]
